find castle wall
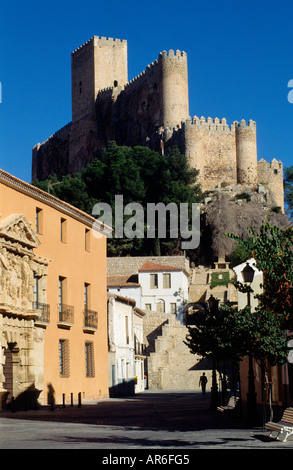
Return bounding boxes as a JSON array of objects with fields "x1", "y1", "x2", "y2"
[
  {"x1": 32, "y1": 123, "x2": 71, "y2": 181},
  {"x1": 68, "y1": 112, "x2": 99, "y2": 175},
  {"x1": 258, "y1": 158, "x2": 284, "y2": 211},
  {"x1": 182, "y1": 117, "x2": 238, "y2": 190},
  {"x1": 108, "y1": 50, "x2": 189, "y2": 149},
  {"x1": 111, "y1": 58, "x2": 162, "y2": 148}
]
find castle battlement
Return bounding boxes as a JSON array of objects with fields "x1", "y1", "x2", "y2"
[
  {"x1": 71, "y1": 35, "x2": 127, "y2": 54},
  {"x1": 183, "y1": 116, "x2": 256, "y2": 133},
  {"x1": 34, "y1": 121, "x2": 72, "y2": 148},
  {"x1": 258, "y1": 157, "x2": 283, "y2": 168},
  {"x1": 159, "y1": 49, "x2": 187, "y2": 59}
]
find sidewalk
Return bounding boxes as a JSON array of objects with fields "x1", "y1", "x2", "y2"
[{"x1": 0, "y1": 390, "x2": 291, "y2": 449}]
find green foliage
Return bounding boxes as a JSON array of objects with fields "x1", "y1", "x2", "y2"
[
  {"x1": 210, "y1": 272, "x2": 230, "y2": 289},
  {"x1": 186, "y1": 220, "x2": 292, "y2": 371},
  {"x1": 32, "y1": 142, "x2": 203, "y2": 257},
  {"x1": 229, "y1": 243, "x2": 251, "y2": 268},
  {"x1": 227, "y1": 220, "x2": 293, "y2": 329}
]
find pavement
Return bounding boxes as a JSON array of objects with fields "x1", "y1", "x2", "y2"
[{"x1": 0, "y1": 390, "x2": 292, "y2": 452}]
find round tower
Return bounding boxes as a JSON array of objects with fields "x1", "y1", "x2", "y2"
[
  {"x1": 159, "y1": 50, "x2": 189, "y2": 128},
  {"x1": 235, "y1": 119, "x2": 258, "y2": 186}
]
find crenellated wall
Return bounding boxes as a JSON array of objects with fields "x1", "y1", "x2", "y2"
[
  {"x1": 258, "y1": 158, "x2": 284, "y2": 211},
  {"x1": 31, "y1": 36, "x2": 284, "y2": 211}
]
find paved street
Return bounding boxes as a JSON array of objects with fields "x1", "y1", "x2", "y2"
[{"x1": 0, "y1": 390, "x2": 292, "y2": 450}]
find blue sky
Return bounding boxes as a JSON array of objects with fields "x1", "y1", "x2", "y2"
[{"x1": 0, "y1": 0, "x2": 293, "y2": 183}]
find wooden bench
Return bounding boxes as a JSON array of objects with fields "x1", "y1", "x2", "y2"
[
  {"x1": 265, "y1": 407, "x2": 293, "y2": 442},
  {"x1": 217, "y1": 396, "x2": 239, "y2": 414}
]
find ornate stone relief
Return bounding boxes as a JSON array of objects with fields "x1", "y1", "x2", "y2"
[{"x1": 0, "y1": 214, "x2": 50, "y2": 407}]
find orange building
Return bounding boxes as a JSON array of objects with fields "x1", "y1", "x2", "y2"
[{"x1": 0, "y1": 169, "x2": 109, "y2": 408}]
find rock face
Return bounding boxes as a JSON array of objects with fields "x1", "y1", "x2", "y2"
[{"x1": 199, "y1": 184, "x2": 290, "y2": 264}]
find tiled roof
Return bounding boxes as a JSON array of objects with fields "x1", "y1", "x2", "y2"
[
  {"x1": 107, "y1": 274, "x2": 140, "y2": 287},
  {"x1": 138, "y1": 261, "x2": 181, "y2": 272}
]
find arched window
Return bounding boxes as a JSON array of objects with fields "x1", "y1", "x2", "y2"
[
  {"x1": 79, "y1": 81, "x2": 82, "y2": 94},
  {"x1": 114, "y1": 80, "x2": 118, "y2": 87},
  {"x1": 156, "y1": 299, "x2": 165, "y2": 313}
]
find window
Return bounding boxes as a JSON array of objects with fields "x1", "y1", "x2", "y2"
[
  {"x1": 79, "y1": 81, "x2": 82, "y2": 94},
  {"x1": 34, "y1": 275, "x2": 40, "y2": 304},
  {"x1": 36, "y1": 208, "x2": 43, "y2": 234},
  {"x1": 59, "y1": 339, "x2": 70, "y2": 376},
  {"x1": 163, "y1": 273, "x2": 171, "y2": 288},
  {"x1": 85, "y1": 228, "x2": 91, "y2": 251},
  {"x1": 170, "y1": 303, "x2": 177, "y2": 314},
  {"x1": 156, "y1": 299, "x2": 165, "y2": 313},
  {"x1": 85, "y1": 341, "x2": 95, "y2": 377},
  {"x1": 60, "y1": 218, "x2": 67, "y2": 242},
  {"x1": 58, "y1": 276, "x2": 67, "y2": 319},
  {"x1": 150, "y1": 273, "x2": 158, "y2": 289},
  {"x1": 84, "y1": 283, "x2": 91, "y2": 309},
  {"x1": 145, "y1": 303, "x2": 152, "y2": 310},
  {"x1": 59, "y1": 277, "x2": 66, "y2": 308},
  {"x1": 125, "y1": 316, "x2": 129, "y2": 344}
]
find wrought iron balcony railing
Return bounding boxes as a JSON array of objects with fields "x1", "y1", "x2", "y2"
[
  {"x1": 84, "y1": 308, "x2": 98, "y2": 330},
  {"x1": 33, "y1": 301, "x2": 50, "y2": 324},
  {"x1": 58, "y1": 304, "x2": 74, "y2": 325},
  {"x1": 135, "y1": 340, "x2": 146, "y2": 356}
]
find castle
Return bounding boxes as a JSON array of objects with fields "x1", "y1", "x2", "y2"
[{"x1": 32, "y1": 36, "x2": 284, "y2": 210}]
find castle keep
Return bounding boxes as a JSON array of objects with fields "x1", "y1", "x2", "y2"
[{"x1": 32, "y1": 36, "x2": 284, "y2": 210}]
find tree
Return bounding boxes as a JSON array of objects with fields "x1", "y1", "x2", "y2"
[
  {"x1": 227, "y1": 220, "x2": 293, "y2": 331},
  {"x1": 226, "y1": 220, "x2": 292, "y2": 421},
  {"x1": 32, "y1": 142, "x2": 203, "y2": 257}
]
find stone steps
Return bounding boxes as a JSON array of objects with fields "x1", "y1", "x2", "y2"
[{"x1": 147, "y1": 321, "x2": 205, "y2": 390}]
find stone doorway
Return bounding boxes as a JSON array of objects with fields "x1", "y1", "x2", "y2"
[{"x1": 3, "y1": 346, "x2": 13, "y2": 401}]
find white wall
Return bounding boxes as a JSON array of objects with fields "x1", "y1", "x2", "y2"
[
  {"x1": 108, "y1": 294, "x2": 135, "y2": 395},
  {"x1": 139, "y1": 270, "x2": 189, "y2": 323},
  {"x1": 108, "y1": 286, "x2": 141, "y2": 308},
  {"x1": 233, "y1": 258, "x2": 263, "y2": 312}
]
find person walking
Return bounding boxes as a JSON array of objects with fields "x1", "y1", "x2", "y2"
[{"x1": 199, "y1": 372, "x2": 208, "y2": 395}]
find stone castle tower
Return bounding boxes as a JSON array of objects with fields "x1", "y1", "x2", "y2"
[{"x1": 32, "y1": 36, "x2": 284, "y2": 211}]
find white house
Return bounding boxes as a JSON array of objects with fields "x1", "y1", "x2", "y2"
[
  {"x1": 138, "y1": 261, "x2": 189, "y2": 324},
  {"x1": 107, "y1": 274, "x2": 141, "y2": 308},
  {"x1": 133, "y1": 306, "x2": 146, "y2": 393},
  {"x1": 233, "y1": 258, "x2": 263, "y2": 312},
  {"x1": 107, "y1": 292, "x2": 145, "y2": 396}
]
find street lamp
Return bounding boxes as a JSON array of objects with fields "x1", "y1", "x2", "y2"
[
  {"x1": 241, "y1": 262, "x2": 255, "y2": 306},
  {"x1": 241, "y1": 261, "x2": 257, "y2": 426}
]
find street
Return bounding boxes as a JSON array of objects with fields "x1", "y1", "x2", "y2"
[{"x1": 0, "y1": 390, "x2": 291, "y2": 450}]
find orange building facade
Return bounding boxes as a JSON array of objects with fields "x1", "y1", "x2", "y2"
[{"x1": 0, "y1": 169, "x2": 109, "y2": 408}]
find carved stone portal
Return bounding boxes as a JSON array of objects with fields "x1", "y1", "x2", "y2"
[{"x1": 0, "y1": 214, "x2": 49, "y2": 409}]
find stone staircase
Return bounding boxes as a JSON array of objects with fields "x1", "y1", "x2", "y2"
[{"x1": 147, "y1": 317, "x2": 210, "y2": 390}]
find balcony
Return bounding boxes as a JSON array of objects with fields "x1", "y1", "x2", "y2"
[
  {"x1": 83, "y1": 308, "x2": 98, "y2": 333},
  {"x1": 57, "y1": 304, "x2": 74, "y2": 329},
  {"x1": 34, "y1": 301, "x2": 50, "y2": 326},
  {"x1": 135, "y1": 340, "x2": 146, "y2": 357}
]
